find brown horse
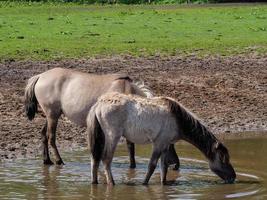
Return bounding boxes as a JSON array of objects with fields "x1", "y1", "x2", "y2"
[
  {"x1": 24, "y1": 67, "x2": 179, "y2": 167},
  {"x1": 87, "y1": 92, "x2": 236, "y2": 185}
]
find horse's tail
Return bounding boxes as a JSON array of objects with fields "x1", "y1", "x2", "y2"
[
  {"x1": 131, "y1": 80, "x2": 154, "y2": 98},
  {"x1": 24, "y1": 75, "x2": 40, "y2": 120},
  {"x1": 87, "y1": 106, "x2": 105, "y2": 163}
]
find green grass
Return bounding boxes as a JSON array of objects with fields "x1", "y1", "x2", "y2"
[{"x1": 0, "y1": 2, "x2": 267, "y2": 60}]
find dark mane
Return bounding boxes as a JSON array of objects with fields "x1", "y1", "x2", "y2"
[
  {"x1": 165, "y1": 98, "x2": 219, "y2": 160},
  {"x1": 115, "y1": 75, "x2": 132, "y2": 82}
]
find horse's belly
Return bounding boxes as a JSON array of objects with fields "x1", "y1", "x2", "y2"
[
  {"x1": 124, "y1": 133, "x2": 151, "y2": 144},
  {"x1": 63, "y1": 108, "x2": 89, "y2": 127},
  {"x1": 123, "y1": 128, "x2": 154, "y2": 144},
  {"x1": 60, "y1": 80, "x2": 102, "y2": 127},
  {"x1": 61, "y1": 94, "x2": 95, "y2": 127}
]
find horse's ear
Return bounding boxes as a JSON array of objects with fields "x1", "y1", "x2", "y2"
[
  {"x1": 213, "y1": 141, "x2": 220, "y2": 150},
  {"x1": 215, "y1": 142, "x2": 220, "y2": 149},
  {"x1": 214, "y1": 141, "x2": 225, "y2": 150},
  {"x1": 212, "y1": 142, "x2": 227, "y2": 162},
  {"x1": 215, "y1": 142, "x2": 229, "y2": 158}
]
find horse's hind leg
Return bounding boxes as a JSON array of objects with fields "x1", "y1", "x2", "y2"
[
  {"x1": 41, "y1": 121, "x2": 53, "y2": 165},
  {"x1": 91, "y1": 157, "x2": 100, "y2": 184},
  {"x1": 126, "y1": 140, "x2": 136, "y2": 169},
  {"x1": 47, "y1": 117, "x2": 64, "y2": 165},
  {"x1": 143, "y1": 148, "x2": 161, "y2": 185},
  {"x1": 102, "y1": 135, "x2": 120, "y2": 186},
  {"x1": 102, "y1": 157, "x2": 115, "y2": 186}
]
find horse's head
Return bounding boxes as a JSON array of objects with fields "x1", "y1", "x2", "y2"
[{"x1": 209, "y1": 141, "x2": 236, "y2": 184}]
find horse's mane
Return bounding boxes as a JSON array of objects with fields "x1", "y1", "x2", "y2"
[
  {"x1": 133, "y1": 80, "x2": 154, "y2": 98},
  {"x1": 164, "y1": 97, "x2": 219, "y2": 160}
]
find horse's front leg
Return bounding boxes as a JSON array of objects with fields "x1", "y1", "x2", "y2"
[
  {"x1": 167, "y1": 144, "x2": 180, "y2": 171},
  {"x1": 102, "y1": 136, "x2": 120, "y2": 186},
  {"x1": 160, "y1": 149, "x2": 169, "y2": 185},
  {"x1": 143, "y1": 148, "x2": 161, "y2": 185},
  {"x1": 126, "y1": 140, "x2": 136, "y2": 169}
]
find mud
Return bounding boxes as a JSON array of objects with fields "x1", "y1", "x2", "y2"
[{"x1": 0, "y1": 55, "x2": 266, "y2": 160}]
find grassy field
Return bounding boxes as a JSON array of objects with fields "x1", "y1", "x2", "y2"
[{"x1": 0, "y1": 2, "x2": 267, "y2": 60}]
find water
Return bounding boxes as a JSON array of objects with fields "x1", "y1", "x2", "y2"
[{"x1": 0, "y1": 134, "x2": 267, "y2": 200}]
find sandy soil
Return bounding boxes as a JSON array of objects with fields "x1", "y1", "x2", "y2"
[{"x1": 0, "y1": 55, "x2": 266, "y2": 160}]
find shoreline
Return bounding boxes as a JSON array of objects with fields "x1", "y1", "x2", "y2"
[{"x1": 0, "y1": 54, "x2": 266, "y2": 160}]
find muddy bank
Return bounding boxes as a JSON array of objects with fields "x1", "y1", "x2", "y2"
[{"x1": 0, "y1": 55, "x2": 266, "y2": 160}]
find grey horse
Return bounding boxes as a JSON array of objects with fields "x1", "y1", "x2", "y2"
[{"x1": 87, "y1": 92, "x2": 236, "y2": 185}]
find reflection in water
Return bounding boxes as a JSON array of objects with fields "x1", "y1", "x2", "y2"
[
  {"x1": 0, "y1": 136, "x2": 267, "y2": 199},
  {"x1": 41, "y1": 166, "x2": 61, "y2": 199}
]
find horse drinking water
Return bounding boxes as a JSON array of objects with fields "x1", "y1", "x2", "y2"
[
  {"x1": 87, "y1": 92, "x2": 236, "y2": 185},
  {"x1": 24, "y1": 67, "x2": 180, "y2": 167}
]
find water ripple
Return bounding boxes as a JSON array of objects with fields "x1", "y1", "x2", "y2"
[{"x1": 0, "y1": 147, "x2": 266, "y2": 200}]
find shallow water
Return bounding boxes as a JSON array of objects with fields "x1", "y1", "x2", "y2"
[{"x1": 0, "y1": 135, "x2": 267, "y2": 200}]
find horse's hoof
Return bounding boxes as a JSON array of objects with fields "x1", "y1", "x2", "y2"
[
  {"x1": 161, "y1": 181, "x2": 167, "y2": 185},
  {"x1": 162, "y1": 180, "x2": 176, "y2": 185},
  {"x1": 142, "y1": 182, "x2": 148, "y2": 186},
  {"x1": 107, "y1": 182, "x2": 115, "y2": 186},
  {"x1": 172, "y1": 164, "x2": 180, "y2": 171},
  {"x1": 56, "y1": 160, "x2": 65, "y2": 165},
  {"x1": 43, "y1": 159, "x2": 54, "y2": 165},
  {"x1": 129, "y1": 163, "x2": 136, "y2": 169}
]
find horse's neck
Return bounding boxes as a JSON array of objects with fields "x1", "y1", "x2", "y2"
[
  {"x1": 181, "y1": 122, "x2": 217, "y2": 160},
  {"x1": 166, "y1": 98, "x2": 218, "y2": 160}
]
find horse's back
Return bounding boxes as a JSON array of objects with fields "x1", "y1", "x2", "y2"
[
  {"x1": 95, "y1": 93, "x2": 179, "y2": 145},
  {"x1": 38, "y1": 67, "x2": 128, "y2": 82},
  {"x1": 34, "y1": 68, "x2": 131, "y2": 126}
]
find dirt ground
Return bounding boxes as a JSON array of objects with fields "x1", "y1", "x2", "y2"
[{"x1": 0, "y1": 55, "x2": 266, "y2": 161}]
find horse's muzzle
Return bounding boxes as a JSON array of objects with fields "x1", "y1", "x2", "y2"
[{"x1": 224, "y1": 177, "x2": 235, "y2": 184}]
